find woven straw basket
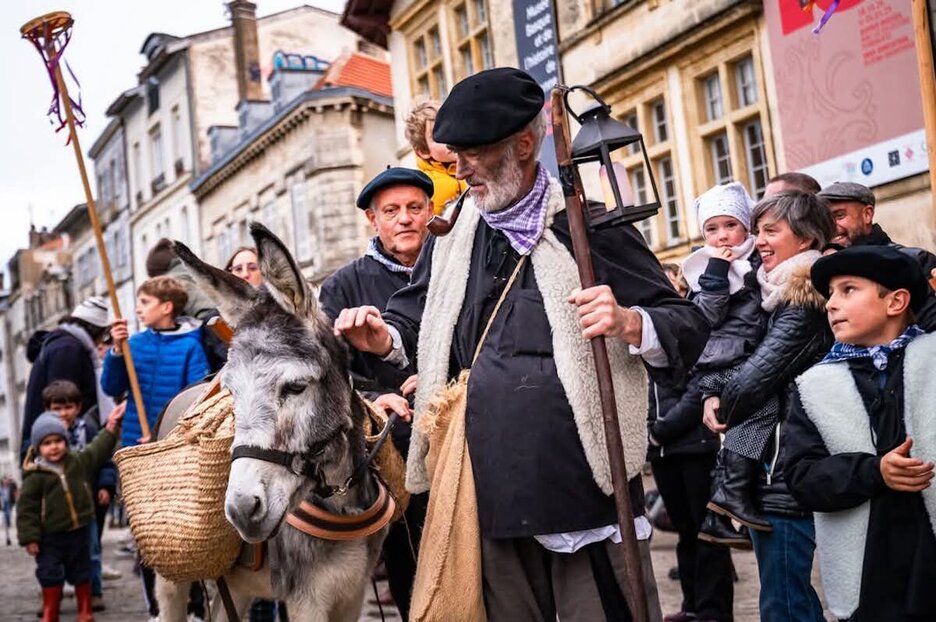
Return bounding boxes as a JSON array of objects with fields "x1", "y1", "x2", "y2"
[
  {"x1": 114, "y1": 389, "x2": 241, "y2": 582},
  {"x1": 361, "y1": 397, "x2": 410, "y2": 521}
]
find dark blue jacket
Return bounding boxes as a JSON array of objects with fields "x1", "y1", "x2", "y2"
[
  {"x1": 21, "y1": 326, "x2": 98, "y2": 462},
  {"x1": 101, "y1": 318, "x2": 209, "y2": 447}
]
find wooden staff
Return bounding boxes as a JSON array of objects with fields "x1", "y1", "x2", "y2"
[
  {"x1": 21, "y1": 12, "x2": 150, "y2": 440},
  {"x1": 551, "y1": 88, "x2": 649, "y2": 622},
  {"x1": 911, "y1": 0, "x2": 936, "y2": 227}
]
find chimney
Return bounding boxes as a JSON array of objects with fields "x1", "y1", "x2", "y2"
[{"x1": 228, "y1": 0, "x2": 263, "y2": 102}]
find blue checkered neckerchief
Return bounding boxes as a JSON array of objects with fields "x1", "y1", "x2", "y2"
[
  {"x1": 365, "y1": 237, "x2": 413, "y2": 276},
  {"x1": 478, "y1": 164, "x2": 550, "y2": 256},
  {"x1": 820, "y1": 324, "x2": 924, "y2": 371},
  {"x1": 68, "y1": 418, "x2": 88, "y2": 450}
]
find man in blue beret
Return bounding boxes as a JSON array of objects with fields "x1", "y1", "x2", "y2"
[
  {"x1": 319, "y1": 166, "x2": 434, "y2": 618},
  {"x1": 335, "y1": 68, "x2": 709, "y2": 620}
]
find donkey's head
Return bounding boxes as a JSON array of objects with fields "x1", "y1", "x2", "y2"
[{"x1": 174, "y1": 224, "x2": 357, "y2": 542}]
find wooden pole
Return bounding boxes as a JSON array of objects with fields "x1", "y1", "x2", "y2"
[
  {"x1": 50, "y1": 47, "x2": 151, "y2": 440},
  {"x1": 551, "y1": 88, "x2": 649, "y2": 622},
  {"x1": 912, "y1": 0, "x2": 936, "y2": 225}
]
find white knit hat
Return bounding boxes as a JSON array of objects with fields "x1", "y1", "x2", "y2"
[
  {"x1": 71, "y1": 296, "x2": 110, "y2": 328},
  {"x1": 694, "y1": 182, "x2": 755, "y2": 233}
]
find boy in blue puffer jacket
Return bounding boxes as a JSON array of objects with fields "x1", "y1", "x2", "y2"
[{"x1": 102, "y1": 275, "x2": 209, "y2": 447}]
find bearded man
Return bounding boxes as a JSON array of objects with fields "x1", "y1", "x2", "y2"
[{"x1": 335, "y1": 68, "x2": 709, "y2": 620}]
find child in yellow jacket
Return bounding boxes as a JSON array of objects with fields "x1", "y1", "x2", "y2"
[{"x1": 405, "y1": 101, "x2": 467, "y2": 216}]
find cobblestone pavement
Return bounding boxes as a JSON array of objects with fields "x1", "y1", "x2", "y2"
[{"x1": 1, "y1": 515, "x2": 827, "y2": 621}]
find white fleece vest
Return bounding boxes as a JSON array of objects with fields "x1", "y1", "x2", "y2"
[
  {"x1": 796, "y1": 332, "x2": 936, "y2": 620},
  {"x1": 406, "y1": 178, "x2": 649, "y2": 495}
]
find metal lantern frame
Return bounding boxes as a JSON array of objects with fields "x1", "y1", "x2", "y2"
[{"x1": 563, "y1": 85, "x2": 661, "y2": 229}]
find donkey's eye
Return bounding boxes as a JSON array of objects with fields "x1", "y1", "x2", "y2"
[{"x1": 281, "y1": 382, "x2": 307, "y2": 398}]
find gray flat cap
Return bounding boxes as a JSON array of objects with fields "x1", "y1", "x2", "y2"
[{"x1": 818, "y1": 181, "x2": 876, "y2": 206}]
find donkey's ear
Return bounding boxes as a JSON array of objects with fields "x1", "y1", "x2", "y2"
[
  {"x1": 250, "y1": 222, "x2": 316, "y2": 318},
  {"x1": 171, "y1": 240, "x2": 258, "y2": 327}
]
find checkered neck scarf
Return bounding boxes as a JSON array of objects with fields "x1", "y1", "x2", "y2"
[
  {"x1": 820, "y1": 324, "x2": 924, "y2": 371},
  {"x1": 365, "y1": 237, "x2": 413, "y2": 276},
  {"x1": 478, "y1": 164, "x2": 550, "y2": 255},
  {"x1": 68, "y1": 418, "x2": 88, "y2": 450}
]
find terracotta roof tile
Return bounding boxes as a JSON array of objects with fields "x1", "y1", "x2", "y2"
[{"x1": 315, "y1": 52, "x2": 392, "y2": 98}]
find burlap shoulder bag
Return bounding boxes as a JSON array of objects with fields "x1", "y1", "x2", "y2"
[
  {"x1": 410, "y1": 256, "x2": 526, "y2": 622},
  {"x1": 114, "y1": 385, "x2": 241, "y2": 582}
]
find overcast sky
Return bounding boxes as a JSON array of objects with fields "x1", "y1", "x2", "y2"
[{"x1": 0, "y1": 0, "x2": 345, "y2": 273}]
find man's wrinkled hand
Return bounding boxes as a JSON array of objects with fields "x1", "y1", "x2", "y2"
[
  {"x1": 333, "y1": 306, "x2": 393, "y2": 356},
  {"x1": 400, "y1": 374, "x2": 418, "y2": 397},
  {"x1": 567, "y1": 285, "x2": 642, "y2": 346}
]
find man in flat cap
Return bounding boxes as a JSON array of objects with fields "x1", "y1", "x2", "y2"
[
  {"x1": 819, "y1": 181, "x2": 936, "y2": 329},
  {"x1": 335, "y1": 68, "x2": 708, "y2": 620},
  {"x1": 319, "y1": 167, "x2": 434, "y2": 619}
]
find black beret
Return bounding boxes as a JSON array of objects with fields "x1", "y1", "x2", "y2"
[
  {"x1": 356, "y1": 167, "x2": 434, "y2": 210},
  {"x1": 433, "y1": 67, "x2": 545, "y2": 147},
  {"x1": 811, "y1": 245, "x2": 931, "y2": 312}
]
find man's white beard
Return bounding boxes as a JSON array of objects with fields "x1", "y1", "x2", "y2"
[{"x1": 472, "y1": 146, "x2": 525, "y2": 213}]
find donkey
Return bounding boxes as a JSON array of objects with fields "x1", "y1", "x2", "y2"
[{"x1": 157, "y1": 223, "x2": 389, "y2": 621}]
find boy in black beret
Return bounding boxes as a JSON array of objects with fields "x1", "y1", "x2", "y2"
[{"x1": 785, "y1": 245, "x2": 936, "y2": 622}]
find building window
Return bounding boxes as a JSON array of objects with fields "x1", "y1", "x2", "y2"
[
  {"x1": 631, "y1": 168, "x2": 655, "y2": 247},
  {"x1": 180, "y1": 206, "x2": 189, "y2": 244},
  {"x1": 150, "y1": 125, "x2": 165, "y2": 185},
  {"x1": 452, "y1": 0, "x2": 493, "y2": 80},
  {"x1": 291, "y1": 181, "x2": 310, "y2": 262},
  {"x1": 709, "y1": 133, "x2": 732, "y2": 185},
  {"x1": 146, "y1": 76, "x2": 159, "y2": 115},
  {"x1": 735, "y1": 56, "x2": 757, "y2": 107},
  {"x1": 651, "y1": 99, "x2": 668, "y2": 143},
  {"x1": 623, "y1": 111, "x2": 640, "y2": 155},
  {"x1": 702, "y1": 74, "x2": 723, "y2": 121},
  {"x1": 171, "y1": 105, "x2": 184, "y2": 170},
  {"x1": 744, "y1": 119, "x2": 769, "y2": 198},
  {"x1": 409, "y1": 21, "x2": 447, "y2": 100},
  {"x1": 132, "y1": 142, "x2": 142, "y2": 205},
  {"x1": 658, "y1": 157, "x2": 680, "y2": 242}
]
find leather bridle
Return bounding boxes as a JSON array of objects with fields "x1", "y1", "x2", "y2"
[{"x1": 229, "y1": 411, "x2": 399, "y2": 500}]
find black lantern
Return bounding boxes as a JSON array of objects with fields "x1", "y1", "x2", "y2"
[{"x1": 564, "y1": 85, "x2": 661, "y2": 229}]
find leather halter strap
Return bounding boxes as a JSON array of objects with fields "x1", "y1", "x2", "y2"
[{"x1": 285, "y1": 478, "x2": 396, "y2": 541}]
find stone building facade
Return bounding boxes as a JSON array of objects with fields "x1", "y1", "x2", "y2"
[{"x1": 193, "y1": 53, "x2": 396, "y2": 282}]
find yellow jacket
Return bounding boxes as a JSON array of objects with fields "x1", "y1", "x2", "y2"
[{"x1": 417, "y1": 158, "x2": 467, "y2": 216}]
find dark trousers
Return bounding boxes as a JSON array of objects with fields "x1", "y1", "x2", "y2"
[
  {"x1": 652, "y1": 453, "x2": 734, "y2": 621},
  {"x1": 36, "y1": 525, "x2": 92, "y2": 588},
  {"x1": 480, "y1": 535, "x2": 662, "y2": 622},
  {"x1": 383, "y1": 492, "x2": 428, "y2": 620}
]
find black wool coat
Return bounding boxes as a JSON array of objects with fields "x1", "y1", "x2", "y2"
[{"x1": 379, "y1": 214, "x2": 709, "y2": 538}]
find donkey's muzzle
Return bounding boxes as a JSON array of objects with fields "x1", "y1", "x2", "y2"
[{"x1": 225, "y1": 490, "x2": 268, "y2": 536}]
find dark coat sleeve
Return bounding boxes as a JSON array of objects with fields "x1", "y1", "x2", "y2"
[
  {"x1": 382, "y1": 234, "x2": 435, "y2": 360},
  {"x1": 552, "y1": 217, "x2": 710, "y2": 385},
  {"x1": 692, "y1": 257, "x2": 731, "y2": 327},
  {"x1": 650, "y1": 375, "x2": 704, "y2": 444},
  {"x1": 83, "y1": 414, "x2": 117, "y2": 495},
  {"x1": 720, "y1": 303, "x2": 828, "y2": 427},
  {"x1": 15, "y1": 475, "x2": 42, "y2": 545},
  {"x1": 318, "y1": 271, "x2": 349, "y2": 324},
  {"x1": 785, "y1": 388, "x2": 886, "y2": 512}
]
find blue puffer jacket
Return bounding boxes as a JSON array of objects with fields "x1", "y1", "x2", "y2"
[{"x1": 101, "y1": 318, "x2": 210, "y2": 447}]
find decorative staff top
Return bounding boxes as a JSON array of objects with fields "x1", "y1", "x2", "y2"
[{"x1": 21, "y1": 11, "x2": 86, "y2": 139}]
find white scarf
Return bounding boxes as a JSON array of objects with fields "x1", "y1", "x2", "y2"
[
  {"x1": 756, "y1": 250, "x2": 822, "y2": 312},
  {"x1": 682, "y1": 236, "x2": 756, "y2": 295}
]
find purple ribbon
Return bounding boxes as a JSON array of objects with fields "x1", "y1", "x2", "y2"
[
  {"x1": 25, "y1": 26, "x2": 85, "y2": 142},
  {"x1": 812, "y1": 0, "x2": 840, "y2": 34}
]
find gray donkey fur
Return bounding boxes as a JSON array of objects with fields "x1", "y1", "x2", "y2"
[{"x1": 158, "y1": 223, "x2": 387, "y2": 621}]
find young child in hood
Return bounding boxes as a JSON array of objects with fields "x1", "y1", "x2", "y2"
[
  {"x1": 786, "y1": 245, "x2": 936, "y2": 622},
  {"x1": 405, "y1": 101, "x2": 467, "y2": 215},
  {"x1": 101, "y1": 276, "x2": 209, "y2": 447},
  {"x1": 680, "y1": 183, "x2": 779, "y2": 542},
  {"x1": 18, "y1": 406, "x2": 124, "y2": 622}
]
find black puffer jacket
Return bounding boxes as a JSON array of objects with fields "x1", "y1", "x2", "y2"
[
  {"x1": 647, "y1": 375, "x2": 719, "y2": 461},
  {"x1": 719, "y1": 263, "x2": 832, "y2": 516}
]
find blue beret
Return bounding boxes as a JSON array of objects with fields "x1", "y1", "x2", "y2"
[
  {"x1": 811, "y1": 245, "x2": 931, "y2": 312},
  {"x1": 433, "y1": 67, "x2": 545, "y2": 147},
  {"x1": 356, "y1": 167, "x2": 434, "y2": 210}
]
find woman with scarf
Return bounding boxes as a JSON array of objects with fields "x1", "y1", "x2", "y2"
[{"x1": 702, "y1": 191, "x2": 835, "y2": 622}]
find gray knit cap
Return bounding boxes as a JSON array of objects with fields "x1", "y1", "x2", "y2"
[{"x1": 31, "y1": 412, "x2": 67, "y2": 449}]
